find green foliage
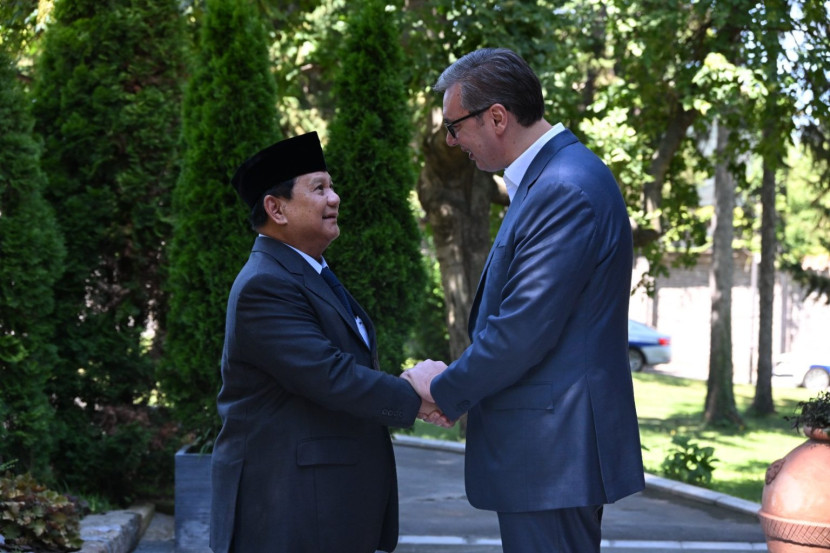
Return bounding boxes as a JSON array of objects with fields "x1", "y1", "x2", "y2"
[
  {"x1": 660, "y1": 434, "x2": 718, "y2": 488},
  {"x1": 635, "y1": 371, "x2": 818, "y2": 502},
  {"x1": 0, "y1": 472, "x2": 84, "y2": 551},
  {"x1": 782, "y1": 147, "x2": 830, "y2": 259},
  {"x1": 29, "y1": 0, "x2": 186, "y2": 503},
  {"x1": 779, "y1": 145, "x2": 830, "y2": 304},
  {"x1": 48, "y1": 405, "x2": 181, "y2": 507},
  {"x1": 404, "y1": 0, "x2": 589, "y2": 115},
  {"x1": 407, "y1": 256, "x2": 450, "y2": 362},
  {"x1": 783, "y1": 259, "x2": 830, "y2": 306},
  {"x1": 785, "y1": 390, "x2": 830, "y2": 432},
  {"x1": 0, "y1": 0, "x2": 825, "y2": 503},
  {"x1": 161, "y1": 0, "x2": 281, "y2": 441},
  {"x1": 0, "y1": 44, "x2": 64, "y2": 480},
  {"x1": 0, "y1": 0, "x2": 41, "y2": 61},
  {"x1": 325, "y1": 0, "x2": 426, "y2": 374},
  {"x1": 268, "y1": 0, "x2": 340, "y2": 133},
  {"x1": 410, "y1": 371, "x2": 819, "y2": 501},
  {"x1": 33, "y1": 0, "x2": 186, "y2": 405}
]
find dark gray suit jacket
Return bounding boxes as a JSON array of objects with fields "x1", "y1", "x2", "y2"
[
  {"x1": 432, "y1": 128, "x2": 645, "y2": 512},
  {"x1": 210, "y1": 236, "x2": 421, "y2": 553}
]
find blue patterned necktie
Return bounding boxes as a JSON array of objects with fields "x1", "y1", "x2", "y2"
[{"x1": 320, "y1": 267, "x2": 356, "y2": 319}]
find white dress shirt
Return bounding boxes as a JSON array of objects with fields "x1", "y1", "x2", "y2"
[{"x1": 503, "y1": 122, "x2": 566, "y2": 202}]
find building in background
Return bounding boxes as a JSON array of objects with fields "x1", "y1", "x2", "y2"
[{"x1": 629, "y1": 250, "x2": 830, "y2": 386}]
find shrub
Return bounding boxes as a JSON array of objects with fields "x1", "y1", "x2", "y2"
[
  {"x1": 0, "y1": 473, "x2": 84, "y2": 551},
  {"x1": 0, "y1": 43, "x2": 64, "y2": 482},
  {"x1": 325, "y1": 0, "x2": 427, "y2": 374},
  {"x1": 30, "y1": 0, "x2": 186, "y2": 501},
  {"x1": 161, "y1": 0, "x2": 281, "y2": 445},
  {"x1": 32, "y1": 0, "x2": 185, "y2": 406},
  {"x1": 408, "y1": 257, "x2": 451, "y2": 362},
  {"x1": 49, "y1": 406, "x2": 181, "y2": 507},
  {"x1": 660, "y1": 434, "x2": 718, "y2": 487},
  {"x1": 785, "y1": 389, "x2": 830, "y2": 432}
]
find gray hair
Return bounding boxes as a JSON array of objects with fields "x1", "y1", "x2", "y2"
[{"x1": 433, "y1": 48, "x2": 545, "y2": 127}]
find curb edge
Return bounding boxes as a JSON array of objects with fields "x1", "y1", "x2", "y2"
[
  {"x1": 75, "y1": 434, "x2": 763, "y2": 553},
  {"x1": 78, "y1": 502, "x2": 154, "y2": 553},
  {"x1": 392, "y1": 434, "x2": 762, "y2": 517}
]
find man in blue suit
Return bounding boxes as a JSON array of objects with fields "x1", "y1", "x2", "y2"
[{"x1": 404, "y1": 48, "x2": 645, "y2": 552}]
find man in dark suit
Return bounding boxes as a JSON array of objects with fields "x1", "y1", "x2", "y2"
[
  {"x1": 403, "y1": 48, "x2": 645, "y2": 552},
  {"x1": 209, "y1": 132, "x2": 447, "y2": 553}
]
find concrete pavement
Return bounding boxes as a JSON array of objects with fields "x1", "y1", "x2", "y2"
[
  {"x1": 392, "y1": 436, "x2": 767, "y2": 553},
  {"x1": 82, "y1": 435, "x2": 770, "y2": 553}
]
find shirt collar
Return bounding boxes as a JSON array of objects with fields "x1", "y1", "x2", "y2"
[
  {"x1": 503, "y1": 123, "x2": 566, "y2": 202},
  {"x1": 260, "y1": 235, "x2": 326, "y2": 273},
  {"x1": 287, "y1": 244, "x2": 325, "y2": 273}
]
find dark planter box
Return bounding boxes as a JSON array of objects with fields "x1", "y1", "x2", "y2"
[{"x1": 175, "y1": 445, "x2": 212, "y2": 553}]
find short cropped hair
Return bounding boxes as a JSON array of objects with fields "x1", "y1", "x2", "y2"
[{"x1": 434, "y1": 48, "x2": 545, "y2": 127}]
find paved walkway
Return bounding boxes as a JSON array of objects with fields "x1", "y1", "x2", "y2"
[
  {"x1": 392, "y1": 436, "x2": 767, "y2": 553},
  {"x1": 80, "y1": 436, "x2": 770, "y2": 553}
]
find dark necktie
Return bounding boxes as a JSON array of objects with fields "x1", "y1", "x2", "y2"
[{"x1": 320, "y1": 267, "x2": 356, "y2": 319}]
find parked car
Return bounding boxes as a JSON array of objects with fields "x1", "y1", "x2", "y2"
[
  {"x1": 628, "y1": 319, "x2": 672, "y2": 372},
  {"x1": 773, "y1": 353, "x2": 830, "y2": 390}
]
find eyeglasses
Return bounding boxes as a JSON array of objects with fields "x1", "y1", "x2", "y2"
[{"x1": 444, "y1": 106, "x2": 490, "y2": 139}]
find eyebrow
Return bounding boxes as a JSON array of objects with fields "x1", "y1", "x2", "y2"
[{"x1": 306, "y1": 176, "x2": 332, "y2": 187}]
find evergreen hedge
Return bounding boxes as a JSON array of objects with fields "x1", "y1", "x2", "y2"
[
  {"x1": 325, "y1": 0, "x2": 427, "y2": 375},
  {"x1": 161, "y1": 0, "x2": 281, "y2": 443},
  {"x1": 30, "y1": 0, "x2": 186, "y2": 503},
  {"x1": 0, "y1": 46, "x2": 65, "y2": 480}
]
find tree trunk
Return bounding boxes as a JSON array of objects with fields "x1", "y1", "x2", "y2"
[
  {"x1": 705, "y1": 121, "x2": 743, "y2": 427},
  {"x1": 751, "y1": 156, "x2": 777, "y2": 415},
  {"x1": 417, "y1": 110, "x2": 499, "y2": 360},
  {"x1": 416, "y1": 110, "x2": 500, "y2": 437},
  {"x1": 641, "y1": 104, "x2": 698, "y2": 239}
]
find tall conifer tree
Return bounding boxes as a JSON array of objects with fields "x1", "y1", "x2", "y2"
[
  {"x1": 0, "y1": 45, "x2": 65, "y2": 480},
  {"x1": 326, "y1": 0, "x2": 426, "y2": 374},
  {"x1": 31, "y1": 0, "x2": 186, "y2": 500},
  {"x1": 162, "y1": 0, "x2": 281, "y2": 440}
]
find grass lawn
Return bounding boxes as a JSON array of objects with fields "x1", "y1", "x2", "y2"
[{"x1": 401, "y1": 371, "x2": 819, "y2": 503}]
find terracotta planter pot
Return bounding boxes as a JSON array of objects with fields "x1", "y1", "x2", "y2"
[{"x1": 758, "y1": 426, "x2": 830, "y2": 552}]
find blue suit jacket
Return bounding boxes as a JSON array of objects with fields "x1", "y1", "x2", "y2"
[
  {"x1": 431, "y1": 128, "x2": 645, "y2": 512},
  {"x1": 209, "y1": 237, "x2": 421, "y2": 553}
]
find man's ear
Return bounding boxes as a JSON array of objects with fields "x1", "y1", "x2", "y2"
[
  {"x1": 490, "y1": 103, "x2": 508, "y2": 135},
  {"x1": 264, "y1": 195, "x2": 287, "y2": 225}
]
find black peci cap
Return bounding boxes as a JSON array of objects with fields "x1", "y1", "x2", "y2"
[{"x1": 231, "y1": 132, "x2": 328, "y2": 209}]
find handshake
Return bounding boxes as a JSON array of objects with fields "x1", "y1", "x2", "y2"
[{"x1": 401, "y1": 359, "x2": 454, "y2": 429}]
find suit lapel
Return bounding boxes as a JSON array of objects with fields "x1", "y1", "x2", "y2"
[
  {"x1": 305, "y1": 267, "x2": 374, "y2": 351},
  {"x1": 521, "y1": 128, "x2": 578, "y2": 191},
  {"x1": 342, "y1": 289, "x2": 376, "y2": 350},
  {"x1": 467, "y1": 129, "x2": 580, "y2": 338},
  {"x1": 253, "y1": 237, "x2": 374, "y2": 351},
  {"x1": 468, "y1": 182, "x2": 528, "y2": 336}
]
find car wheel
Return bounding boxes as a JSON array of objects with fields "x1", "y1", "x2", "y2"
[
  {"x1": 629, "y1": 348, "x2": 645, "y2": 372},
  {"x1": 802, "y1": 367, "x2": 830, "y2": 390}
]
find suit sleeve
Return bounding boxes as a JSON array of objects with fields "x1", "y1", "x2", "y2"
[
  {"x1": 431, "y1": 172, "x2": 604, "y2": 421},
  {"x1": 230, "y1": 265, "x2": 421, "y2": 428}
]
